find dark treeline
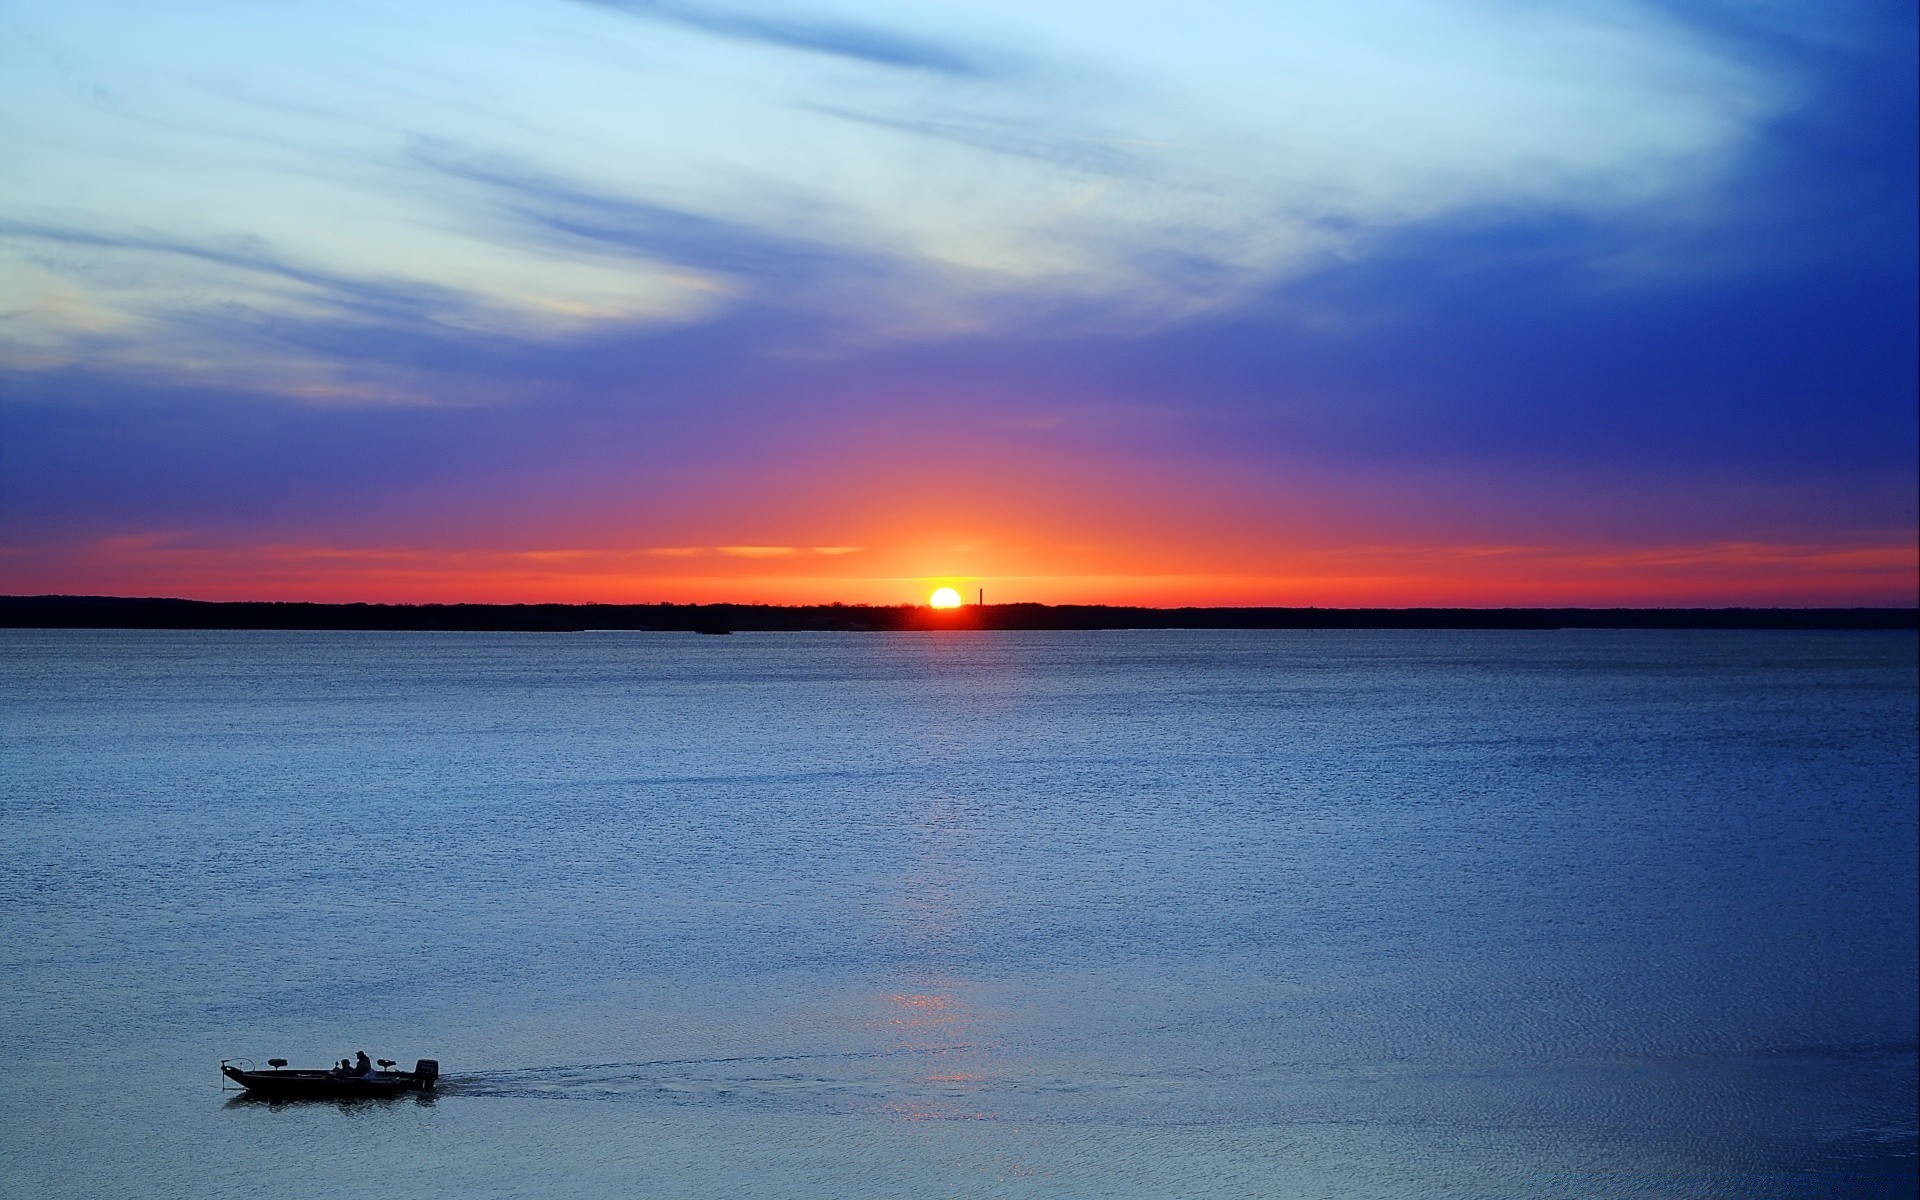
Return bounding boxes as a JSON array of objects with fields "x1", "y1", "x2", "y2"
[{"x1": 3, "y1": 595, "x2": 1914, "y2": 632}]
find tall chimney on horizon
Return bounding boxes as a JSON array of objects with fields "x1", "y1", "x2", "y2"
[{"x1": 978, "y1": 588, "x2": 984, "y2": 607}]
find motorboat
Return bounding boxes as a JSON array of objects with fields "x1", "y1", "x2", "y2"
[{"x1": 221, "y1": 1056, "x2": 439, "y2": 1099}]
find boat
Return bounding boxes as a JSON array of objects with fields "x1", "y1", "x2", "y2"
[{"x1": 221, "y1": 1056, "x2": 439, "y2": 1100}]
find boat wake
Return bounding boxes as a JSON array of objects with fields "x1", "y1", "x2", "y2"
[{"x1": 443, "y1": 1045, "x2": 1004, "y2": 1114}]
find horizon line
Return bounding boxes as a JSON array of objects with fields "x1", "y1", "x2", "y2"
[
  {"x1": 6, "y1": 593, "x2": 1919, "y2": 613},
  {"x1": 5, "y1": 595, "x2": 1914, "y2": 635}
]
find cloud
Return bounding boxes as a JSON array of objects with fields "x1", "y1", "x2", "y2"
[
  {"x1": 412, "y1": 142, "x2": 870, "y2": 284},
  {"x1": 808, "y1": 105, "x2": 1142, "y2": 176},
  {"x1": 0, "y1": 0, "x2": 1806, "y2": 388},
  {"x1": 643, "y1": 546, "x2": 863, "y2": 558},
  {"x1": 572, "y1": 0, "x2": 992, "y2": 76},
  {"x1": 0, "y1": 219, "x2": 470, "y2": 327}
]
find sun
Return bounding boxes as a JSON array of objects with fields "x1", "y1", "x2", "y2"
[{"x1": 928, "y1": 586, "x2": 964, "y2": 609}]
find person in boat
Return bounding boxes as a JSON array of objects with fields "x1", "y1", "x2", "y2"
[{"x1": 354, "y1": 1050, "x2": 373, "y2": 1076}]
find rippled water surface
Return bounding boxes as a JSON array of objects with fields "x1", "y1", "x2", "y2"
[{"x1": 3, "y1": 629, "x2": 1915, "y2": 1198}]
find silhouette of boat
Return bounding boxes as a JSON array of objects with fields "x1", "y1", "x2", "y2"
[{"x1": 221, "y1": 1057, "x2": 439, "y2": 1099}]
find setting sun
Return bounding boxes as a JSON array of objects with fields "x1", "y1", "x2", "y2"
[{"x1": 928, "y1": 587, "x2": 963, "y2": 609}]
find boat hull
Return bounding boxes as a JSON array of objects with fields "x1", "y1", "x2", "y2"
[{"x1": 222, "y1": 1064, "x2": 435, "y2": 1099}]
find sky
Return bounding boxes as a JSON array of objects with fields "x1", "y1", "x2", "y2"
[{"x1": 2, "y1": 0, "x2": 1915, "y2": 606}]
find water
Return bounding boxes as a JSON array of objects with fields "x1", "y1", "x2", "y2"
[{"x1": 2, "y1": 629, "x2": 1914, "y2": 1198}]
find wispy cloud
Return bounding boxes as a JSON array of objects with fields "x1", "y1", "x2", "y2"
[
  {"x1": 412, "y1": 142, "x2": 869, "y2": 285},
  {"x1": 571, "y1": 0, "x2": 992, "y2": 76},
  {"x1": 645, "y1": 546, "x2": 864, "y2": 558},
  {"x1": 809, "y1": 106, "x2": 1142, "y2": 176},
  {"x1": 1, "y1": 0, "x2": 1798, "y2": 384},
  {"x1": 0, "y1": 219, "x2": 471, "y2": 329}
]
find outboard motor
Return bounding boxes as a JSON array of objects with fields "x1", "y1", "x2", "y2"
[{"x1": 413, "y1": 1059, "x2": 440, "y2": 1088}]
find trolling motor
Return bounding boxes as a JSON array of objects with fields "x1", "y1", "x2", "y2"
[{"x1": 218, "y1": 1058, "x2": 252, "y2": 1091}]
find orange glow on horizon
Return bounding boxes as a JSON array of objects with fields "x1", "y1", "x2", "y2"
[{"x1": 4, "y1": 529, "x2": 1914, "y2": 609}]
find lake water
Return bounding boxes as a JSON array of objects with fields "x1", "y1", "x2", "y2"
[{"x1": 2, "y1": 629, "x2": 1914, "y2": 1198}]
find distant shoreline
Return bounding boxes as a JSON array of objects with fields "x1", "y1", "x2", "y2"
[{"x1": 3, "y1": 595, "x2": 1913, "y2": 632}]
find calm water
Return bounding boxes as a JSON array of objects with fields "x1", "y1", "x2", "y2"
[{"x1": 2, "y1": 629, "x2": 1914, "y2": 1198}]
